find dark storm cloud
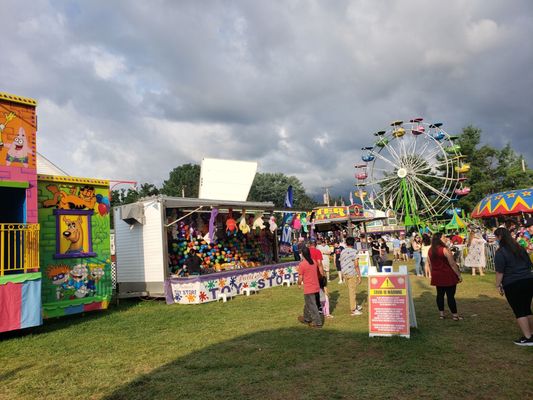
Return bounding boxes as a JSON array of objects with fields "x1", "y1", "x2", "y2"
[{"x1": 1, "y1": 0, "x2": 532, "y2": 197}]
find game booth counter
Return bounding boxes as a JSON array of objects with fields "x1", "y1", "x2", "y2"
[
  {"x1": 113, "y1": 196, "x2": 300, "y2": 304},
  {"x1": 311, "y1": 205, "x2": 387, "y2": 276}
]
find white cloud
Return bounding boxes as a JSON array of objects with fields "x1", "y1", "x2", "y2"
[
  {"x1": 70, "y1": 45, "x2": 127, "y2": 80},
  {"x1": 466, "y1": 19, "x2": 505, "y2": 53},
  {"x1": 313, "y1": 133, "x2": 330, "y2": 147}
]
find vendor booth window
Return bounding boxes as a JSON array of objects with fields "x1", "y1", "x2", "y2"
[{"x1": 53, "y1": 210, "x2": 96, "y2": 259}]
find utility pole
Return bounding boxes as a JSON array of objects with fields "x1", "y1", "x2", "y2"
[{"x1": 322, "y1": 186, "x2": 332, "y2": 206}]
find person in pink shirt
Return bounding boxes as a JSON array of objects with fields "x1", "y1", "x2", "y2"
[{"x1": 297, "y1": 247, "x2": 323, "y2": 328}]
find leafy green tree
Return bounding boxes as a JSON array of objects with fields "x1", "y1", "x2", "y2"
[
  {"x1": 455, "y1": 126, "x2": 533, "y2": 212},
  {"x1": 247, "y1": 172, "x2": 317, "y2": 209},
  {"x1": 110, "y1": 183, "x2": 160, "y2": 207},
  {"x1": 109, "y1": 183, "x2": 159, "y2": 228},
  {"x1": 161, "y1": 163, "x2": 200, "y2": 197}
]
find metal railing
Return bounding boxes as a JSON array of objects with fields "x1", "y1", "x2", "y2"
[
  {"x1": 0, "y1": 223, "x2": 40, "y2": 276},
  {"x1": 484, "y1": 242, "x2": 498, "y2": 272}
]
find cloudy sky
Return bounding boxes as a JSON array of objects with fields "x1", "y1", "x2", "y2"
[{"x1": 2, "y1": 0, "x2": 532, "y2": 198}]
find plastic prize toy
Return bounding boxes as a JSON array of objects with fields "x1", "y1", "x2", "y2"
[{"x1": 356, "y1": 118, "x2": 468, "y2": 228}]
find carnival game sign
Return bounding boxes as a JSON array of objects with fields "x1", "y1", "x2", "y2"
[
  {"x1": 314, "y1": 205, "x2": 362, "y2": 222},
  {"x1": 368, "y1": 274, "x2": 410, "y2": 338},
  {"x1": 168, "y1": 262, "x2": 299, "y2": 304}
]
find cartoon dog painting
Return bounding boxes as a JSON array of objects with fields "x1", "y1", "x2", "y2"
[
  {"x1": 62, "y1": 215, "x2": 84, "y2": 254},
  {"x1": 5, "y1": 127, "x2": 32, "y2": 167},
  {"x1": 43, "y1": 185, "x2": 97, "y2": 210}
]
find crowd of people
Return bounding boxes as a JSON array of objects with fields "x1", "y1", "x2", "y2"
[{"x1": 294, "y1": 218, "x2": 533, "y2": 346}]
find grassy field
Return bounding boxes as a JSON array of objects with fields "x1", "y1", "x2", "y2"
[{"x1": 1, "y1": 265, "x2": 532, "y2": 400}]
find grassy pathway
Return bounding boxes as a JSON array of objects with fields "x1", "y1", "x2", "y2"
[{"x1": 1, "y1": 270, "x2": 531, "y2": 399}]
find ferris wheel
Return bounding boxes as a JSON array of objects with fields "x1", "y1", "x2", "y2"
[{"x1": 355, "y1": 118, "x2": 470, "y2": 227}]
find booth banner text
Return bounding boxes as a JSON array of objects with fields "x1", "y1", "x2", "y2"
[
  {"x1": 314, "y1": 205, "x2": 362, "y2": 222},
  {"x1": 357, "y1": 251, "x2": 370, "y2": 277},
  {"x1": 167, "y1": 261, "x2": 299, "y2": 304},
  {"x1": 368, "y1": 273, "x2": 410, "y2": 338}
]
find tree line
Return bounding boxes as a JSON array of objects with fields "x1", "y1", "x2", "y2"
[{"x1": 111, "y1": 166, "x2": 317, "y2": 210}]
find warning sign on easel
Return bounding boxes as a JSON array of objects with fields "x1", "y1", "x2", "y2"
[{"x1": 368, "y1": 265, "x2": 416, "y2": 338}]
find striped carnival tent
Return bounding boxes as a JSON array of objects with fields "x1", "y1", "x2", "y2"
[
  {"x1": 445, "y1": 210, "x2": 467, "y2": 231},
  {"x1": 471, "y1": 188, "x2": 533, "y2": 218}
]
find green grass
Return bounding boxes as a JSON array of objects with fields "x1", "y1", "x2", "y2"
[{"x1": 1, "y1": 264, "x2": 532, "y2": 400}]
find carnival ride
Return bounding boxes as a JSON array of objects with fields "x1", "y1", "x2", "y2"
[{"x1": 356, "y1": 118, "x2": 470, "y2": 228}]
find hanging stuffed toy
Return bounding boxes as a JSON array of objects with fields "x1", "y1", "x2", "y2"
[
  {"x1": 226, "y1": 208, "x2": 238, "y2": 236},
  {"x1": 279, "y1": 224, "x2": 292, "y2": 255},
  {"x1": 207, "y1": 207, "x2": 219, "y2": 244},
  {"x1": 308, "y1": 211, "x2": 316, "y2": 239},
  {"x1": 282, "y1": 212, "x2": 293, "y2": 227},
  {"x1": 281, "y1": 225, "x2": 292, "y2": 244},
  {"x1": 268, "y1": 215, "x2": 277, "y2": 233},
  {"x1": 292, "y1": 213, "x2": 302, "y2": 230},
  {"x1": 300, "y1": 212, "x2": 308, "y2": 233},
  {"x1": 252, "y1": 211, "x2": 265, "y2": 230},
  {"x1": 238, "y1": 209, "x2": 250, "y2": 234}
]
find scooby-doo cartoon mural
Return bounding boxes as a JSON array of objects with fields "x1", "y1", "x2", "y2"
[
  {"x1": 38, "y1": 175, "x2": 111, "y2": 318},
  {"x1": 62, "y1": 215, "x2": 84, "y2": 254},
  {"x1": 42, "y1": 184, "x2": 97, "y2": 209},
  {"x1": 53, "y1": 210, "x2": 95, "y2": 258}
]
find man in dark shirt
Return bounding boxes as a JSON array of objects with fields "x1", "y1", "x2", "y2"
[
  {"x1": 370, "y1": 237, "x2": 381, "y2": 271},
  {"x1": 334, "y1": 240, "x2": 345, "y2": 283}
]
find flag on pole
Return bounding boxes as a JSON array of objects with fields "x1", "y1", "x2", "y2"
[
  {"x1": 284, "y1": 185, "x2": 293, "y2": 208},
  {"x1": 349, "y1": 191, "x2": 354, "y2": 205},
  {"x1": 282, "y1": 185, "x2": 293, "y2": 226}
]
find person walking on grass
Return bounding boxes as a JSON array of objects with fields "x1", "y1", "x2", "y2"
[
  {"x1": 392, "y1": 235, "x2": 401, "y2": 261},
  {"x1": 412, "y1": 235, "x2": 423, "y2": 276},
  {"x1": 464, "y1": 229, "x2": 486, "y2": 276},
  {"x1": 421, "y1": 234, "x2": 431, "y2": 279},
  {"x1": 378, "y1": 237, "x2": 389, "y2": 271},
  {"x1": 316, "y1": 238, "x2": 333, "y2": 282},
  {"x1": 494, "y1": 227, "x2": 533, "y2": 346},
  {"x1": 292, "y1": 239, "x2": 300, "y2": 261},
  {"x1": 340, "y1": 237, "x2": 362, "y2": 316},
  {"x1": 297, "y1": 247, "x2": 323, "y2": 328},
  {"x1": 426, "y1": 232, "x2": 463, "y2": 321},
  {"x1": 334, "y1": 240, "x2": 345, "y2": 283},
  {"x1": 308, "y1": 238, "x2": 326, "y2": 314},
  {"x1": 370, "y1": 237, "x2": 381, "y2": 272}
]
